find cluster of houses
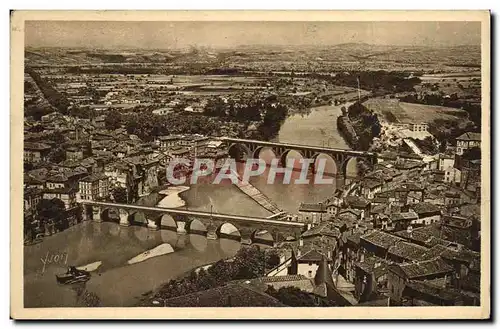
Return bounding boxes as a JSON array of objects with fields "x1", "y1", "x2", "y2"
[
  {"x1": 23, "y1": 111, "x2": 228, "y2": 238},
  {"x1": 265, "y1": 144, "x2": 481, "y2": 307}
]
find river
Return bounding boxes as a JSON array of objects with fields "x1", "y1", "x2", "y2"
[
  {"x1": 181, "y1": 103, "x2": 356, "y2": 214},
  {"x1": 24, "y1": 103, "x2": 354, "y2": 307}
]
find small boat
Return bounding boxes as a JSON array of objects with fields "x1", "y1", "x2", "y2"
[{"x1": 56, "y1": 266, "x2": 91, "y2": 285}]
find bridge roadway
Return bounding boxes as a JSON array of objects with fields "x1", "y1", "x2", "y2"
[
  {"x1": 80, "y1": 200, "x2": 305, "y2": 244},
  {"x1": 81, "y1": 200, "x2": 303, "y2": 227},
  {"x1": 79, "y1": 200, "x2": 306, "y2": 242},
  {"x1": 220, "y1": 137, "x2": 375, "y2": 158}
]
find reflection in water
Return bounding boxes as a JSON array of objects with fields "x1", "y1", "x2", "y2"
[
  {"x1": 219, "y1": 223, "x2": 240, "y2": 236},
  {"x1": 108, "y1": 224, "x2": 120, "y2": 237},
  {"x1": 180, "y1": 104, "x2": 356, "y2": 215},
  {"x1": 189, "y1": 234, "x2": 209, "y2": 253},
  {"x1": 24, "y1": 221, "x2": 241, "y2": 307},
  {"x1": 25, "y1": 104, "x2": 355, "y2": 307}
]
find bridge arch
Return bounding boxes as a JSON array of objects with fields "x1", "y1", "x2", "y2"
[
  {"x1": 160, "y1": 214, "x2": 177, "y2": 231},
  {"x1": 312, "y1": 152, "x2": 340, "y2": 177},
  {"x1": 251, "y1": 229, "x2": 274, "y2": 246},
  {"x1": 82, "y1": 204, "x2": 94, "y2": 220},
  {"x1": 130, "y1": 211, "x2": 147, "y2": 226},
  {"x1": 187, "y1": 219, "x2": 208, "y2": 236},
  {"x1": 342, "y1": 156, "x2": 359, "y2": 182},
  {"x1": 216, "y1": 222, "x2": 241, "y2": 241},
  {"x1": 253, "y1": 146, "x2": 279, "y2": 164},
  {"x1": 100, "y1": 207, "x2": 119, "y2": 223},
  {"x1": 279, "y1": 150, "x2": 305, "y2": 170}
]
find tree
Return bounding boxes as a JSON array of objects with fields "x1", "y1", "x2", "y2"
[
  {"x1": 105, "y1": 110, "x2": 123, "y2": 130},
  {"x1": 207, "y1": 259, "x2": 236, "y2": 285},
  {"x1": 265, "y1": 286, "x2": 319, "y2": 307},
  {"x1": 266, "y1": 250, "x2": 281, "y2": 269},
  {"x1": 36, "y1": 198, "x2": 66, "y2": 225},
  {"x1": 47, "y1": 147, "x2": 66, "y2": 164},
  {"x1": 111, "y1": 187, "x2": 128, "y2": 203}
]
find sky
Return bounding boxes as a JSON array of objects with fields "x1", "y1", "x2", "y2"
[{"x1": 25, "y1": 21, "x2": 481, "y2": 49}]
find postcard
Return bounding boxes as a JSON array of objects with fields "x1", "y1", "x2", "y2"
[{"x1": 11, "y1": 10, "x2": 490, "y2": 319}]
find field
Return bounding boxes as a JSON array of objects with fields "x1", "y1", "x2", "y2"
[{"x1": 363, "y1": 98, "x2": 471, "y2": 124}]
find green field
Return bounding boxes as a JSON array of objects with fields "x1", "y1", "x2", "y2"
[{"x1": 363, "y1": 98, "x2": 471, "y2": 124}]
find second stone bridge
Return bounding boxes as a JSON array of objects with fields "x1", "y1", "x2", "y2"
[{"x1": 80, "y1": 200, "x2": 306, "y2": 245}]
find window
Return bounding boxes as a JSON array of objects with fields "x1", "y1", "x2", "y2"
[
  {"x1": 308, "y1": 262, "x2": 313, "y2": 266},
  {"x1": 308, "y1": 270, "x2": 312, "y2": 278}
]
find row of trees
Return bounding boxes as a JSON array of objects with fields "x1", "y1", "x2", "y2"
[
  {"x1": 345, "y1": 102, "x2": 382, "y2": 151},
  {"x1": 153, "y1": 246, "x2": 280, "y2": 301},
  {"x1": 25, "y1": 198, "x2": 69, "y2": 241},
  {"x1": 203, "y1": 95, "x2": 290, "y2": 139},
  {"x1": 26, "y1": 68, "x2": 71, "y2": 115},
  {"x1": 104, "y1": 98, "x2": 289, "y2": 141}
]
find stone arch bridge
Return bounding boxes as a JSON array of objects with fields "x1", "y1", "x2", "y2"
[
  {"x1": 79, "y1": 200, "x2": 305, "y2": 245},
  {"x1": 221, "y1": 137, "x2": 377, "y2": 189}
]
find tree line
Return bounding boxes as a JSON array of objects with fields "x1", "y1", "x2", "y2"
[
  {"x1": 149, "y1": 246, "x2": 280, "y2": 301},
  {"x1": 26, "y1": 68, "x2": 71, "y2": 115}
]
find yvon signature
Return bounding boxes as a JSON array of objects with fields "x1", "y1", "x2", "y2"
[{"x1": 40, "y1": 251, "x2": 69, "y2": 273}]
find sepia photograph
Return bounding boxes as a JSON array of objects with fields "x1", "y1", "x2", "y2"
[{"x1": 10, "y1": 10, "x2": 490, "y2": 319}]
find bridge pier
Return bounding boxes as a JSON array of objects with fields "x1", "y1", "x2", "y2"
[
  {"x1": 81, "y1": 205, "x2": 89, "y2": 221},
  {"x1": 92, "y1": 206, "x2": 102, "y2": 222},
  {"x1": 147, "y1": 218, "x2": 159, "y2": 230},
  {"x1": 241, "y1": 238, "x2": 252, "y2": 245},
  {"x1": 336, "y1": 174, "x2": 345, "y2": 192},
  {"x1": 78, "y1": 201, "x2": 307, "y2": 245},
  {"x1": 119, "y1": 209, "x2": 130, "y2": 227},
  {"x1": 207, "y1": 224, "x2": 218, "y2": 240},
  {"x1": 239, "y1": 229, "x2": 253, "y2": 245},
  {"x1": 176, "y1": 221, "x2": 187, "y2": 234}
]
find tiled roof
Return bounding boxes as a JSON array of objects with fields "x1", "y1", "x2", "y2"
[
  {"x1": 347, "y1": 233, "x2": 362, "y2": 246},
  {"x1": 162, "y1": 283, "x2": 286, "y2": 307},
  {"x1": 398, "y1": 258, "x2": 454, "y2": 279},
  {"x1": 391, "y1": 211, "x2": 419, "y2": 222},
  {"x1": 371, "y1": 204, "x2": 388, "y2": 214},
  {"x1": 440, "y1": 248, "x2": 480, "y2": 272},
  {"x1": 298, "y1": 249, "x2": 325, "y2": 262},
  {"x1": 43, "y1": 186, "x2": 77, "y2": 194},
  {"x1": 421, "y1": 244, "x2": 448, "y2": 260},
  {"x1": 299, "y1": 202, "x2": 327, "y2": 213},
  {"x1": 345, "y1": 196, "x2": 370, "y2": 208},
  {"x1": 24, "y1": 142, "x2": 51, "y2": 151},
  {"x1": 46, "y1": 173, "x2": 68, "y2": 183},
  {"x1": 388, "y1": 241, "x2": 428, "y2": 262},
  {"x1": 411, "y1": 202, "x2": 441, "y2": 215},
  {"x1": 354, "y1": 256, "x2": 388, "y2": 277},
  {"x1": 456, "y1": 132, "x2": 481, "y2": 142},
  {"x1": 301, "y1": 222, "x2": 341, "y2": 239},
  {"x1": 256, "y1": 275, "x2": 315, "y2": 293},
  {"x1": 362, "y1": 179, "x2": 383, "y2": 189},
  {"x1": 404, "y1": 281, "x2": 460, "y2": 303},
  {"x1": 394, "y1": 229, "x2": 452, "y2": 248},
  {"x1": 81, "y1": 173, "x2": 108, "y2": 182},
  {"x1": 361, "y1": 230, "x2": 403, "y2": 250}
]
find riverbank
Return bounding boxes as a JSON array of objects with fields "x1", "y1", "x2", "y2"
[
  {"x1": 157, "y1": 186, "x2": 190, "y2": 208},
  {"x1": 127, "y1": 243, "x2": 175, "y2": 265},
  {"x1": 336, "y1": 101, "x2": 381, "y2": 152}
]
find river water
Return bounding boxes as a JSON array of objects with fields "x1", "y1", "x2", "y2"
[
  {"x1": 24, "y1": 103, "x2": 353, "y2": 307},
  {"x1": 182, "y1": 103, "x2": 356, "y2": 214}
]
